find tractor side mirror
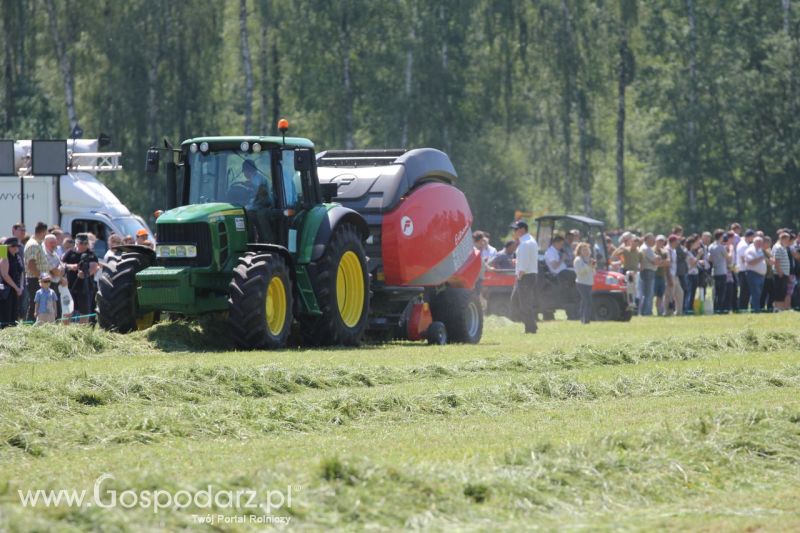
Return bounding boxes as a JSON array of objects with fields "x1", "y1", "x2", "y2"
[
  {"x1": 145, "y1": 148, "x2": 160, "y2": 174},
  {"x1": 294, "y1": 149, "x2": 313, "y2": 172},
  {"x1": 320, "y1": 182, "x2": 338, "y2": 203}
]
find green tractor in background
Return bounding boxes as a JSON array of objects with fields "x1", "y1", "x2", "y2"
[{"x1": 96, "y1": 121, "x2": 370, "y2": 349}]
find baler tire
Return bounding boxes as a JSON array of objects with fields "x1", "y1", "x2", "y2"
[
  {"x1": 228, "y1": 252, "x2": 293, "y2": 350},
  {"x1": 431, "y1": 288, "x2": 483, "y2": 344},
  {"x1": 96, "y1": 251, "x2": 155, "y2": 333},
  {"x1": 300, "y1": 223, "x2": 369, "y2": 346}
]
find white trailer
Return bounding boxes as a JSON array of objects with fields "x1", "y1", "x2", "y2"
[{"x1": 3, "y1": 139, "x2": 152, "y2": 258}]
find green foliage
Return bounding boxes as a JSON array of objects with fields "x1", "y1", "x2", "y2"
[{"x1": 1, "y1": 0, "x2": 798, "y2": 236}]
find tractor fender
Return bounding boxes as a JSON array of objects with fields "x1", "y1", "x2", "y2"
[
  {"x1": 310, "y1": 206, "x2": 369, "y2": 262},
  {"x1": 111, "y1": 245, "x2": 157, "y2": 264},
  {"x1": 246, "y1": 243, "x2": 296, "y2": 279}
]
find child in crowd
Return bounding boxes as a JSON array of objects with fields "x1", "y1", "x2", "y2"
[{"x1": 34, "y1": 274, "x2": 58, "y2": 325}]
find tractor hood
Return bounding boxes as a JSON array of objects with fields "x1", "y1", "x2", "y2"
[{"x1": 157, "y1": 203, "x2": 244, "y2": 224}]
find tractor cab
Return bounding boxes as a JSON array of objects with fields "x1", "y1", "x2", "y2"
[
  {"x1": 176, "y1": 136, "x2": 322, "y2": 250},
  {"x1": 535, "y1": 214, "x2": 610, "y2": 271}
]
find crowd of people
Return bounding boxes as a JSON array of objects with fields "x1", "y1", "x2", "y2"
[
  {"x1": 474, "y1": 222, "x2": 800, "y2": 323},
  {"x1": 610, "y1": 224, "x2": 800, "y2": 316},
  {"x1": 0, "y1": 222, "x2": 154, "y2": 327}
]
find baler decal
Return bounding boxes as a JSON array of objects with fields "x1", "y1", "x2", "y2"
[{"x1": 408, "y1": 230, "x2": 473, "y2": 286}]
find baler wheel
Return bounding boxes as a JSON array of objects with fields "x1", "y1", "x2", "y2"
[
  {"x1": 300, "y1": 223, "x2": 369, "y2": 346},
  {"x1": 431, "y1": 288, "x2": 483, "y2": 344},
  {"x1": 96, "y1": 251, "x2": 155, "y2": 333},
  {"x1": 228, "y1": 252, "x2": 293, "y2": 349}
]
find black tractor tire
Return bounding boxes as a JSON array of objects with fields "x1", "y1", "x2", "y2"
[
  {"x1": 431, "y1": 288, "x2": 483, "y2": 344},
  {"x1": 96, "y1": 251, "x2": 156, "y2": 333},
  {"x1": 426, "y1": 321, "x2": 448, "y2": 345},
  {"x1": 300, "y1": 223, "x2": 369, "y2": 346},
  {"x1": 228, "y1": 252, "x2": 293, "y2": 349},
  {"x1": 593, "y1": 295, "x2": 621, "y2": 321}
]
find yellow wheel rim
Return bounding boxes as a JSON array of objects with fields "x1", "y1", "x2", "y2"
[
  {"x1": 136, "y1": 312, "x2": 155, "y2": 330},
  {"x1": 266, "y1": 275, "x2": 287, "y2": 336},
  {"x1": 336, "y1": 251, "x2": 365, "y2": 328}
]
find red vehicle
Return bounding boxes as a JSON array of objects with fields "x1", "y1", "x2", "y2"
[
  {"x1": 483, "y1": 215, "x2": 635, "y2": 321},
  {"x1": 317, "y1": 149, "x2": 484, "y2": 344}
]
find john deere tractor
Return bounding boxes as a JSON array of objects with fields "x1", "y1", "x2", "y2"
[{"x1": 96, "y1": 122, "x2": 370, "y2": 349}]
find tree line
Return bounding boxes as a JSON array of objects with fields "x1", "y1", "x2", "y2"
[{"x1": 1, "y1": 0, "x2": 798, "y2": 239}]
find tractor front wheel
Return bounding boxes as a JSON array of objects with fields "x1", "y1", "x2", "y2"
[
  {"x1": 97, "y1": 251, "x2": 156, "y2": 332},
  {"x1": 228, "y1": 252, "x2": 293, "y2": 349},
  {"x1": 300, "y1": 223, "x2": 369, "y2": 346}
]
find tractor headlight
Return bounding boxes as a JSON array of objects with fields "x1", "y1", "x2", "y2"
[
  {"x1": 156, "y1": 245, "x2": 197, "y2": 259},
  {"x1": 189, "y1": 143, "x2": 198, "y2": 153},
  {"x1": 240, "y1": 141, "x2": 250, "y2": 152},
  {"x1": 252, "y1": 142, "x2": 262, "y2": 153},
  {"x1": 199, "y1": 142, "x2": 209, "y2": 153}
]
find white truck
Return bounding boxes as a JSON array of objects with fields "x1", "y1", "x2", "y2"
[{"x1": 3, "y1": 139, "x2": 152, "y2": 258}]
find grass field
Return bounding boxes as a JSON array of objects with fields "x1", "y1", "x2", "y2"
[{"x1": 1, "y1": 313, "x2": 799, "y2": 531}]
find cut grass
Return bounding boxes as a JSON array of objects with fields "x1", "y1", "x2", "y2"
[{"x1": 0, "y1": 312, "x2": 799, "y2": 530}]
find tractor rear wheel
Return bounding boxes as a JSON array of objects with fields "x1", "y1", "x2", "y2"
[
  {"x1": 97, "y1": 251, "x2": 156, "y2": 332},
  {"x1": 431, "y1": 288, "x2": 483, "y2": 344},
  {"x1": 228, "y1": 252, "x2": 293, "y2": 349},
  {"x1": 300, "y1": 223, "x2": 369, "y2": 346}
]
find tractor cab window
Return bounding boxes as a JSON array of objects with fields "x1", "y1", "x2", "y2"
[
  {"x1": 188, "y1": 149, "x2": 274, "y2": 208},
  {"x1": 280, "y1": 149, "x2": 303, "y2": 208}
]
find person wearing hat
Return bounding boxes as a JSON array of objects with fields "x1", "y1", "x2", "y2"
[
  {"x1": 0, "y1": 238, "x2": 24, "y2": 327},
  {"x1": 510, "y1": 220, "x2": 539, "y2": 334},
  {"x1": 62, "y1": 233, "x2": 99, "y2": 322},
  {"x1": 34, "y1": 273, "x2": 58, "y2": 324},
  {"x1": 135, "y1": 229, "x2": 149, "y2": 246}
]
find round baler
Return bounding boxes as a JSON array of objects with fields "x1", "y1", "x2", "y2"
[{"x1": 316, "y1": 149, "x2": 483, "y2": 344}]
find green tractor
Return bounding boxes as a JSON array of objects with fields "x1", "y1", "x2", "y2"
[{"x1": 96, "y1": 122, "x2": 370, "y2": 349}]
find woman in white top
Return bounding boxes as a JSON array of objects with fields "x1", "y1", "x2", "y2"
[{"x1": 573, "y1": 242, "x2": 596, "y2": 324}]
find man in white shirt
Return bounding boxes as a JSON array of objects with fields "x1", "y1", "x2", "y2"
[
  {"x1": 744, "y1": 236, "x2": 767, "y2": 312},
  {"x1": 510, "y1": 220, "x2": 538, "y2": 334},
  {"x1": 735, "y1": 229, "x2": 754, "y2": 311}
]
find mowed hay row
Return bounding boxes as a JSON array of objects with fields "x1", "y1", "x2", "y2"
[
  {"x1": 2, "y1": 360, "x2": 799, "y2": 456},
  {"x1": 2, "y1": 406, "x2": 799, "y2": 531}
]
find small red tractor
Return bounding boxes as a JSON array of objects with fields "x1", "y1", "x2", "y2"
[
  {"x1": 316, "y1": 149, "x2": 484, "y2": 344},
  {"x1": 483, "y1": 214, "x2": 635, "y2": 321}
]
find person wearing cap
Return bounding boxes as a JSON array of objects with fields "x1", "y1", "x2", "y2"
[
  {"x1": 34, "y1": 274, "x2": 58, "y2": 324},
  {"x1": 241, "y1": 159, "x2": 272, "y2": 208},
  {"x1": 611, "y1": 232, "x2": 640, "y2": 275},
  {"x1": 0, "y1": 238, "x2": 24, "y2": 327},
  {"x1": 735, "y1": 229, "x2": 755, "y2": 311},
  {"x1": 63, "y1": 233, "x2": 99, "y2": 323},
  {"x1": 23, "y1": 222, "x2": 50, "y2": 323},
  {"x1": 135, "y1": 229, "x2": 149, "y2": 246},
  {"x1": 510, "y1": 220, "x2": 539, "y2": 334}
]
